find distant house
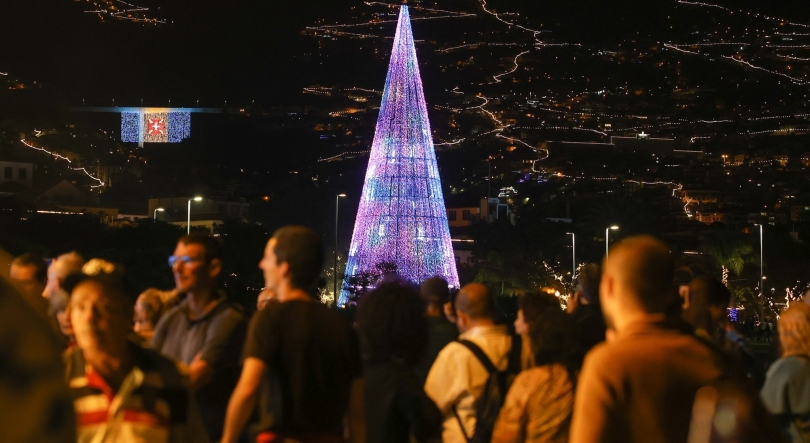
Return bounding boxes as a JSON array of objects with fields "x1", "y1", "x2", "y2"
[{"x1": 0, "y1": 161, "x2": 33, "y2": 188}]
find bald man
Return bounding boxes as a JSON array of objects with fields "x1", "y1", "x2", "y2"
[
  {"x1": 424, "y1": 283, "x2": 514, "y2": 443},
  {"x1": 569, "y1": 236, "x2": 724, "y2": 443}
]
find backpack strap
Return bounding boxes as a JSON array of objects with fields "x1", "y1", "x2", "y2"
[
  {"x1": 457, "y1": 339, "x2": 498, "y2": 374},
  {"x1": 453, "y1": 339, "x2": 498, "y2": 443}
]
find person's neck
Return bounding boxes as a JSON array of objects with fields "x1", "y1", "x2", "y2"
[
  {"x1": 83, "y1": 345, "x2": 134, "y2": 392},
  {"x1": 276, "y1": 284, "x2": 311, "y2": 303},
  {"x1": 186, "y1": 287, "x2": 220, "y2": 320},
  {"x1": 463, "y1": 318, "x2": 496, "y2": 332},
  {"x1": 425, "y1": 304, "x2": 444, "y2": 318},
  {"x1": 612, "y1": 309, "x2": 661, "y2": 335}
]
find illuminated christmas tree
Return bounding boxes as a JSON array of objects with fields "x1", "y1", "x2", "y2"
[{"x1": 340, "y1": 5, "x2": 459, "y2": 305}]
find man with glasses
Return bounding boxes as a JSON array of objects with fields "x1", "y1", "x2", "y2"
[{"x1": 151, "y1": 233, "x2": 247, "y2": 442}]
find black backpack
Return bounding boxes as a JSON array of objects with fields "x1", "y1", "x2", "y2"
[{"x1": 453, "y1": 337, "x2": 522, "y2": 443}]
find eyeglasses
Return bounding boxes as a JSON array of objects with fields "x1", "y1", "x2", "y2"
[{"x1": 168, "y1": 255, "x2": 198, "y2": 267}]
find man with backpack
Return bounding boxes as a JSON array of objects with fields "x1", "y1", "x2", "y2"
[{"x1": 424, "y1": 282, "x2": 518, "y2": 443}]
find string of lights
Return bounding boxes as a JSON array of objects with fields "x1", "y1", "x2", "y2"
[
  {"x1": 341, "y1": 6, "x2": 459, "y2": 305},
  {"x1": 19, "y1": 138, "x2": 105, "y2": 188}
]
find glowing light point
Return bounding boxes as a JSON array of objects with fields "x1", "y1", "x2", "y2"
[{"x1": 340, "y1": 5, "x2": 459, "y2": 305}]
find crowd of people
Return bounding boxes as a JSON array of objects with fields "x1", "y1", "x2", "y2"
[{"x1": 2, "y1": 228, "x2": 810, "y2": 443}]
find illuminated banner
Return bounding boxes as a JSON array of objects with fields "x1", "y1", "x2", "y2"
[{"x1": 121, "y1": 109, "x2": 192, "y2": 145}]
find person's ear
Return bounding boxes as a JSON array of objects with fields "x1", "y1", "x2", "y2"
[{"x1": 208, "y1": 258, "x2": 222, "y2": 279}]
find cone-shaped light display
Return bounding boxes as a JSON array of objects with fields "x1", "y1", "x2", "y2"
[{"x1": 340, "y1": 5, "x2": 459, "y2": 305}]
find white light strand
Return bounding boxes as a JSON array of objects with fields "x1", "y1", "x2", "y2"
[{"x1": 20, "y1": 139, "x2": 105, "y2": 188}]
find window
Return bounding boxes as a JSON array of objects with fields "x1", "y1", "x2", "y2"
[
  {"x1": 448, "y1": 211, "x2": 456, "y2": 221},
  {"x1": 3, "y1": 167, "x2": 11, "y2": 179},
  {"x1": 18, "y1": 168, "x2": 26, "y2": 180},
  {"x1": 462, "y1": 210, "x2": 471, "y2": 221}
]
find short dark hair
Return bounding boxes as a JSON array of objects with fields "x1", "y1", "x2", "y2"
[
  {"x1": 420, "y1": 276, "x2": 450, "y2": 308},
  {"x1": 11, "y1": 252, "x2": 47, "y2": 284},
  {"x1": 519, "y1": 291, "x2": 562, "y2": 324},
  {"x1": 272, "y1": 226, "x2": 323, "y2": 291},
  {"x1": 527, "y1": 292, "x2": 576, "y2": 372},
  {"x1": 178, "y1": 233, "x2": 224, "y2": 263},
  {"x1": 575, "y1": 264, "x2": 601, "y2": 305},
  {"x1": 683, "y1": 275, "x2": 731, "y2": 331},
  {"x1": 356, "y1": 280, "x2": 427, "y2": 366}
]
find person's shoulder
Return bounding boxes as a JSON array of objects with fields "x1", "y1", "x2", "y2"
[{"x1": 769, "y1": 356, "x2": 810, "y2": 376}]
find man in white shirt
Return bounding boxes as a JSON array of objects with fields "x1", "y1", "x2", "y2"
[{"x1": 424, "y1": 283, "x2": 512, "y2": 443}]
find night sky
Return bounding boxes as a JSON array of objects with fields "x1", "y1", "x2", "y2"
[{"x1": 3, "y1": 0, "x2": 805, "y2": 108}]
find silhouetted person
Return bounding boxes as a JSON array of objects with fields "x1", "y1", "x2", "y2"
[
  {"x1": 0, "y1": 267, "x2": 75, "y2": 442},
  {"x1": 424, "y1": 282, "x2": 513, "y2": 443},
  {"x1": 414, "y1": 276, "x2": 457, "y2": 384},
  {"x1": 570, "y1": 236, "x2": 727, "y2": 443},
  {"x1": 567, "y1": 264, "x2": 606, "y2": 359},
  {"x1": 493, "y1": 291, "x2": 576, "y2": 443},
  {"x1": 761, "y1": 303, "x2": 810, "y2": 443},
  {"x1": 134, "y1": 288, "x2": 173, "y2": 342},
  {"x1": 64, "y1": 259, "x2": 207, "y2": 442},
  {"x1": 356, "y1": 280, "x2": 442, "y2": 443},
  {"x1": 684, "y1": 276, "x2": 765, "y2": 388},
  {"x1": 152, "y1": 233, "x2": 246, "y2": 441},
  {"x1": 222, "y1": 226, "x2": 364, "y2": 443},
  {"x1": 9, "y1": 252, "x2": 48, "y2": 318},
  {"x1": 43, "y1": 252, "x2": 85, "y2": 349}
]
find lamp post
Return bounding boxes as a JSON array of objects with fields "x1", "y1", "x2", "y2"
[
  {"x1": 605, "y1": 225, "x2": 619, "y2": 258},
  {"x1": 334, "y1": 194, "x2": 346, "y2": 307},
  {"x1": 755, "y1": 223, "x2": 764, "y2": 320},
  {"x1": 153, "y1": 207, "x2": 164, "y2": 220},
  {"x1": 187, "y1": 197, "x2": 202, "y2": 234},
  {"x1": 567, "y1": 232, "x2": 576, "y2": 281}
]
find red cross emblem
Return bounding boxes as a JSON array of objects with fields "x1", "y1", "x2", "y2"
[{"x1": 147, "y1": 118, "x2": 165, "y2": 135}]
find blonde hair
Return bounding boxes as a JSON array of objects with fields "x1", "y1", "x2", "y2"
[{"x1": 779, "y1": 303, "x2": 810, "y2": 358}]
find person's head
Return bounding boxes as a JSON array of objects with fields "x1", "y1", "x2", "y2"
[
  {"x1": 516, "y1": 291, "x2": 563, "y2": 336},
  {"x1": 778, "y1": 302, "x2": 810, "y2": 358},
  {"x1": 421, "y1": 276, "x2": 450, "y2": 317},
  {"x1": 260, "y1": 226, "x2": 323, "y2": 295},
  {"x1": 455, "y1": 282, "x2": 495, "y2": 333},
  {"x1": 66, "y1": 259, "x2": 135, "y2": 357},
  {"x1": 574, "y1": 264, "x2": 601, "y2": 306},
  {"x1": 526, "y1": 292, "x2": 576, "y2": 370},
  {"x1": 42, "y1": 251, "x2": 85, "y2": 299},
  {"x1": 10, "y1": 253, "x2": 47, "y2": 301},
  {"x1": 256, "y1": 287, "x2": 277, "y2": 311},
  {"x1": 133, "y1": 288, "x2": 168, "y2": 340},
  {"x1": 683, "y1": 276, "x2": 731, "y2": 333},
  {"x1": 171, "y1": 233, "x2": 223, "y2": 295},
  {"x1": 600, "y1": 235, "x2": 676, "y2": 331},
  {"x1": 356, "y1": 280, "x2": 427, "y2": 366}
]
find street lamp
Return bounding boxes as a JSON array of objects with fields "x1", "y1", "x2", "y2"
[
  {"x1": 755, "y1": 223, "x2": 764, "y2": 320},
  {"x1": 567, "y1": 232, "x2": 576, "y2": 281},
  {"x1": 153, "y1": 207, "x2": 164, "y2": 220},
  {"x1": 187, "y1": 197, "x2": 202, "y2": 234},
  {"x1": 605, "y1": 225, "x2": 619, "y2": 258},
  {"x1": 334, "y1": 193, "x2": 347, "y2": 307}
]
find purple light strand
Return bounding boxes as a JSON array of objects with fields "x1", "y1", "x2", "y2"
[{"x1": 340, "y1": 5, "x2": 459, "y2": 304}]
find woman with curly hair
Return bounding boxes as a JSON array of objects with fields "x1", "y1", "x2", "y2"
[
  {"x1": 761, "y1": 302, "x2": 810, "y2": 443},
  {"x1": 492, "y1": 291, "x2": 576, "y2": 443}
]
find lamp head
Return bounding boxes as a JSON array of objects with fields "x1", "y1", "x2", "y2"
[
  {"x1": 193, "y1": 197, "x2": 203, "y2": 202},
  {"x1": 338, "y1": 194, "x2": 347, "y2": 197},
  {"x1": 156, "y1": 208, "x2": 165, "y2": 212},
  {"x1": 609, "y1": 225, "x2": 619, "y2": 230}
]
